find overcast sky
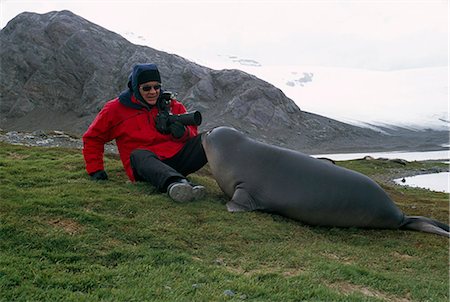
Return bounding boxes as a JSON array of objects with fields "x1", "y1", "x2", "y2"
[{"x1": 1, "y1": 0, "x2": 448, "y2": 70}]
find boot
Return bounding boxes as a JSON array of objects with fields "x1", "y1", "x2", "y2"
[{"x1": 167, "y1": 179, "x2": 205, "y2": 202}]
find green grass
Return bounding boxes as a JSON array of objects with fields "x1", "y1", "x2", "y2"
[{"x1": 0, "y1": 142, "x2": 448, "y2": 301}]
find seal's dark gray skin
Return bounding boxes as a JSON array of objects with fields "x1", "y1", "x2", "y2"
[{"x1": 202, "y1": 127, "x2": 449, "y2": 237}]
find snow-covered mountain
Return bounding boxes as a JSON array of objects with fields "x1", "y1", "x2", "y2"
[{"x1": 197, "y1": 55, "x2": 448, "y2": 131}]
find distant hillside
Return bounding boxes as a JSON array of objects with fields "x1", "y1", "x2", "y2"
[{"x1": 0, "y1": 10, "x2": 446, "y2": 153}]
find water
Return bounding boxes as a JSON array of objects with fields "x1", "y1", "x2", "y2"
[
  {"x1": 394, "y1": 172, "x2": 449, "y2": 193},
  {"x1": 312, "y1": 150, "x2": 449, "y2": 161},
  {"x1": 312, "y1": 150, "x2": 449, "y2": 193}
]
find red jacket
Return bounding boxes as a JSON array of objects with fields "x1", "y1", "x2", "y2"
[{"x1": 82, "y1": 94, "x2": 197, "y2": 181}]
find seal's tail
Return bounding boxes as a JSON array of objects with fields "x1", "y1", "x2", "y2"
[{"x1": 401, "y1": 216, "x2": 450, "y2": 237}]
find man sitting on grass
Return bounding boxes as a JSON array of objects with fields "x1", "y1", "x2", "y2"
[{"x1": 82, "y1": 63, "x2": 207, "y2": 202}]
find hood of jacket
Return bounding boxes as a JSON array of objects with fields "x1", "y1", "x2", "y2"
[{"x1": 119, "y1": 63, "x2": 164, "y2": 110}]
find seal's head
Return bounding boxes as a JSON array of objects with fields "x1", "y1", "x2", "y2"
[
  {"x1": 203, "y1": 127, "x2": 242, "y2": 149},
  {"x1": 202, "y1": 126, "x2": 245, "y2": 163},
  {"x1": 201, "y1": 127, "x2": 246, "y2": 196}
]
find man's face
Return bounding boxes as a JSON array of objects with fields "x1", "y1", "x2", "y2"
[{"x1": 138, "y1": 81, "x2": 161, "y2": 105}]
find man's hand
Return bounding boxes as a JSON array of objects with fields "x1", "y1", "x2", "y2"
[
  {"x1": 90, "y1": 170, "x2": 108, "y2": 181},
  {"x1": 169, "y1": 121, "x2": 187, "y2": 139},
  {"x1": 155, "y1": 110, "x2": 171, "y2": 134}
]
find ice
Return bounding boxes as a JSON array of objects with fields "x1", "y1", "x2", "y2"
[{"x1": 201, "y1": 57, "x2": 448, "y2": 131}]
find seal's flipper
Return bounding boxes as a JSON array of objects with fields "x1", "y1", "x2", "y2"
[
  {"x1": 226, "y1": 188, "x2": 257, "y2": 212},
  {"x1": 401, "y1": 216, "x2": 450, "y2": 237}
]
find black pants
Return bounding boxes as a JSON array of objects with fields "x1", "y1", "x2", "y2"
[{"x1": 130, "y1": 134, "x2": 207, "y2": 192}]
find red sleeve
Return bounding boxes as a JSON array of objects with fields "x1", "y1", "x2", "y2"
[
  {"x1": 82, "y1": 102, "x2": 115, "y2": 174},
  {"x1": 170, "y1": 100, "x2": 199, "y2": 142}
]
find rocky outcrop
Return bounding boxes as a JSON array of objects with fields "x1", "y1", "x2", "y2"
[{"x1": 1, "y1": 10, "x2": 445, "y2": 153}]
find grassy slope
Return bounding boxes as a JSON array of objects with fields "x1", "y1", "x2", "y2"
[{"x1": 0, "y1": 142, "x2": 448, "y2": 302}]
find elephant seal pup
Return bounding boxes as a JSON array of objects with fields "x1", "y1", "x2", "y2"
[{"x1": 202, "y1": 127, "x2": 449, "y2": 237}]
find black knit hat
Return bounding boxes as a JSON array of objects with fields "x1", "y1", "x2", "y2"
[{"x1": 137, "y1": 68, "x2": 161, "y2": 84}]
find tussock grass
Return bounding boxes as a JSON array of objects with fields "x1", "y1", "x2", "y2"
[{"x1": 0, "y1": 142, "x2": 448, "y2": 301}]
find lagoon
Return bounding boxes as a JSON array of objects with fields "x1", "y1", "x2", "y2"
[
  {"x1": 394, "y1": 172, "x2": 449, "y2": 193},
  {"x1": 312, "y1": 150, "x2": 449, "y2": 193}
]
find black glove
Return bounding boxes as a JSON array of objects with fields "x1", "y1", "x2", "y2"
[
  {"x1": 90, "y1": 170, "x2": 108, "y2": 181},
  {"x1": 169, "y1": 121, "x2": 187, "y2": 139},
  {"x1": 155, "y1": 110, "x2": 171, "y2": 134}
]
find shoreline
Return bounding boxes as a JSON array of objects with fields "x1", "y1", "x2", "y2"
[
  {"x1": 312, "y1": 149, "x2": 449, "y2": 162},
  {"x1": 0, "y1": 129, "x2": 448, "y2": 157}
]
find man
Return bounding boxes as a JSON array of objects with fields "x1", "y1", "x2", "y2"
[{"x1": 82, "y1": 63, "x2": 207, "y2": 202}]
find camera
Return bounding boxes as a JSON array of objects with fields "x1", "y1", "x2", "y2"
[
  {"x1": 155, "y1": 91, "x2": 202, "y2": 134},
  {"x1": 168, "y1": 110, "x2": 202, "y2": 126}
]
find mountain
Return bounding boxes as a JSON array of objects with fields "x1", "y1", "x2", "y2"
[
  {"x1": 0, "y1": 10, "x2": 447, "y2": 153},
  {"x1": 203, "y1": 57, "x2": 448, "y2": 131}
]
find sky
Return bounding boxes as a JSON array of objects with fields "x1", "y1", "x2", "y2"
[{"x1": 1, "y1": 0, "x2": 448, "y2": 71}]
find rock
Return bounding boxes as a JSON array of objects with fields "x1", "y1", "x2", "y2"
[
  {"x1": 224, "y1": 289, "x2": 235, "y2": 297},
  {"x1": 389, "y1": 158, "x2": 408, "y2": 165},
  {"x1": 213, "y1": 258, "x2": 226, "y2": 266}
]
